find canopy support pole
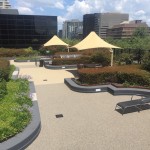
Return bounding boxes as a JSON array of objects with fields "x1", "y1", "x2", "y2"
[
  {"x1": 110, "y1": 48, "x2": 113, "y2": 66},
  {"x1": 67, "y1": 46, "x2": 69, "y2": 52}
]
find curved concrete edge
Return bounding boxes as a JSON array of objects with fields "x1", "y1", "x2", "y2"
[
  {"x1": 14, "y1": 59, "x2": 35, "y2": 62},
  {"x1": 44, "y1": 64, "x2": 77, "y2": 70},
  {"x1": 64, "y1": 78, "x2": 150, "y2": 97},
  {"x1": 1, "y1": 81, "x2": 41, "y2": 150},
  {"x1": 11, "y1": 67, "x2": 19, "y2": 80}
]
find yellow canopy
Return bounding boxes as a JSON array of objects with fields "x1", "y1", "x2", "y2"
[
  {"x1": 44, "y1": 35, "x2": 68, "y2": 47},
  {"x1": 72, "y1": 31, "x2": 121, "y2": 66},
  {"x1": 71, "y1": 31, "x2": 120, "y2": 50}
]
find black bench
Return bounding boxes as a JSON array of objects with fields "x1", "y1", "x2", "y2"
[{"x1": 115, "y1": 97, "x2": 150, "y2": 115}]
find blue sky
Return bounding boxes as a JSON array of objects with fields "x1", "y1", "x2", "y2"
[{"x1": 10, "y1": 0, "x2": 150, "y2": 29}]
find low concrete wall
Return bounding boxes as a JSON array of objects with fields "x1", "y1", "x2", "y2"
[
  {"x1": 64, "y1": 78, "x2": 150, "y2": 97},
  {"x1": 45, "y1": 64, "x2": 77, "y2": 70},
  {"x1": 14, "y1": 60, "x2": 36, "y2": 62},
  {"x1": 0, "y1": 82, "x2": 41, "y2": 150},
  {"x1": 11, "y1": 67, "x2": 19, "y2": 80}
]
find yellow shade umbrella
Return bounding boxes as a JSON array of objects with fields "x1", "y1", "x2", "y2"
[
  {"x1": 71, "y1": 31, "x2": 121, "y2": 66},
  {"x1": 44, "y1": 35, "x2": 69, "y2": 52}
]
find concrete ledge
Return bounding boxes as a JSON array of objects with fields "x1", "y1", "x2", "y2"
[
  {"x1": 12, "y1": 67, "x2": 19, "y2": 80},
  {"x1": 44, "y1": 64, "x2": 77, "y2": 70},
  {"x1": 1, "y1": 81, "x2": 41, "y2": 150},
  {"x1": 64, "y1": 78, "x2": 150, "y2": 96},
  {"x1": 14, "y1": 59, "x2": 36, "y2": 62}
]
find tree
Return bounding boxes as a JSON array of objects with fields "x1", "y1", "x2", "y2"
[
  {"x1": 132, "y1": 27, "x2": 149, "y2": 38},
  {"x1": 141, "y1": 51, "x2": 150, "y2": 71}
]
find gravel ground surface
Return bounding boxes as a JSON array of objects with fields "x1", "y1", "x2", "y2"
[{"x1": 11, "y1": 61, "x2": 150, "y2": 150}]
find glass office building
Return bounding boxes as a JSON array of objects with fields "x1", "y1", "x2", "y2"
[
  {"x1": 0, "y1": 14, "x2": 57, "y2": 49},
  {"x1": 83, "y1": 13, "x2": 129, "y2": 39}
]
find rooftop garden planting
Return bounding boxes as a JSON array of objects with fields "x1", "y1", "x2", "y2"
[
  {"x1": 52, "y1": 49, "x2": 111, "y2": 66},
  {"x1": 77, "y1": 65, "x2": 150, "y2": 88},
  {"x1": 0, "y1": 59, "x2": 32, "y2": 142},
  {"x1": 0, "y1": 47, "x2": 39, "y2": 60},
  {"x1": 0, "y1": 79, "x2": 32, "y2": 142}
]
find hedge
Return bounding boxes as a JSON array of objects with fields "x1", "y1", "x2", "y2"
[
  {"x1": 52, "y1": 56, "x2": 91, "y2": 65},
  {"x1": 0, "y1": 79, "x2": 7, "y2": 99},
  {"x1": 0, "y1": 48, "x2": 27, "y2": 57},
  {"x1": 78, "y1": 65, "x2": 150, "y2": 86},
  {"x1": 0, "y1": 47, "x2": 38, "y2": 58},
  {"x1": 52, "y1": 50, "x2": 111, "y2": 67},
  {"x1": 0, "y1": 59, "x2": 11, "y2": 99},
  {"x1": 141, "y1": 52, "x2": 150, "y2": 71},
  {"x1": 0, "y1": 59, "x2": 10, "y2": 81},
  {"x1": 90, "y1": 51, "x2": 111, "y2": 66}
]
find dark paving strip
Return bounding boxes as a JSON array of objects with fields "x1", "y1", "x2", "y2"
[{"x1": 55, "y1": 114, "x2": 63, "y2": 118}]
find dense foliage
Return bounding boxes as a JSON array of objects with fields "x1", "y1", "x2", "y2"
[
  {"x1": 106, "y1": 27, "x2": 150, "y2": 65},
  {"x1": 0, "y1": 79, "x2": 7, "y2": 99},
  {"x1": 52, "y1": 56, "x2": 91, "y2": 65},
  {"x1": 118, "y1": 53, "x2": 133, "y2": 65},
  {"x1": 90, "y1": 51, "x2": 111, "y2": 66},
  {"x1": 0, "y1": 47, "x2": 38, "y2": 57},
  {"x1": 0, "y1": 79, "x2": 32, "y2": 142},
  {"x1": 0, "y1": 59, "x2": 11, "y2": 81},
  {"x1": 78, "y1": 65, "x2": 150, "y2": 87},
  {"x1": 0, "y1": 59, "x2": 11, "y2": 99},
  {"x1": 52, "y1": 49, "x2": 111, "y2": 66},
  {"x1": 0, "y1": 58, "x2": 32, "y2": 142},
  {"x1": 141, "y1": 52, "x2": 150, "y2": 71}
]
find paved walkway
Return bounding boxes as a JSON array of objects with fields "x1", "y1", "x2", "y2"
[{"x1": 11, "y1": 61, "x2": 150, "y2": 150}]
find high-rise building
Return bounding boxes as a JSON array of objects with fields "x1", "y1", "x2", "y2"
[
  {"x1": 62, "y1": 19, "x2": 83, "y2": 39},
  {"x1": 107, "y1": 20, "x2": 150, "y2": 39},
  {"x1": 0, "y1": 14, "x2": 57, "y2": 49},
  {"x1": 0, "y1": 0, "x2": 19, "y2": 14},
  {"x1": 0, "y1": 0, "x2": 11, "y2": 9},
  {"x1": 83, "y1": 14, "x2": 95, "y2": 38},
  {"x1": 58, "y1": 30, "x2": 62, "y2": 38},
  {"x1": 0, "y1": 0, "x2": 57, "y2": 49},
  {"x1": 83, "y1": 12, "x2": 129, "y2": 38}
]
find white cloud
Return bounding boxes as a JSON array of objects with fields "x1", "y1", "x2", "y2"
[
  {"x1": 15, "y1": 0, "x2": 65, "y2": 13},
  {"x1": 66, "y1": 0, "x2": 92, "y2": 19},
  {"x1": 17, "y1": 7, "x2": 34, "y2": 15},
  {"x1": 58, "y1": 16, "x2": 66, "y2": 29},
  {"x1": 12, "y1": 0, "x2": 150, "y2": 27},
  {"x1": 54, "y1": 2, "x2": 64, "y2": 9},
  {"x1": 134, "y1": 10, "x2": 147, "y2": 21},
  {"x1": 58, "y1": 16, "x2": 66, "y2": 24},
  {"x1": 16, "y1": 1, "x2": 33, "y2": 8},
  {"x1": 135, "y1": 10, "x2": 146, "y2": 16},
  {"x1": 61, "y1": 0, "x2": 150, "y2": 25}
]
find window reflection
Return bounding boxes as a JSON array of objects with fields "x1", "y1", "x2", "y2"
[{"x1": 0, "y1": 14, "x2": 57, "y2": 49}]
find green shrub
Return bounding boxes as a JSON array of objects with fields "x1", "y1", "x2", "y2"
[
  {"x1": 0, "y1": 47, "x2": 39, "y2": 58},
  {"x1": 9, "y1": 65, "x2": 16, "y2": 79},
  {"x1": 78, "y1": 65, "x2": 150, "y2": 86},
  {"x1": 90, "y1": 51, "x2": 111, "y2": 66},
  {"x1": 0, "y1": 79, "x2": 32, "y2": 142},
  {"x1": 52, "y1": 50, "x2": 112, "y2": 66},
  {"x1": 0, "y1": 48, "x2": 27, "y2": 57},
  {"x1": 118, "y1": 53, "x2": 133, "y2": 65},
  {"x1": 24, "y1": 47, "x2": 39, "y2": 56},
  {"x1": 15, "y1": 56, "x2": 40, "y2": 61},
  {"x1": 0, "y1": 59, "x2": 10, "y2": 81},
  {"x1": 52, "y1": 56, "x2": 91, "y2": 65},
  {"x1": 141, "y1": 52, "x2": 150, "y2": 71},
  {"x1": 0, "y1": 79, "x2": 7, "y2": 99}
]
